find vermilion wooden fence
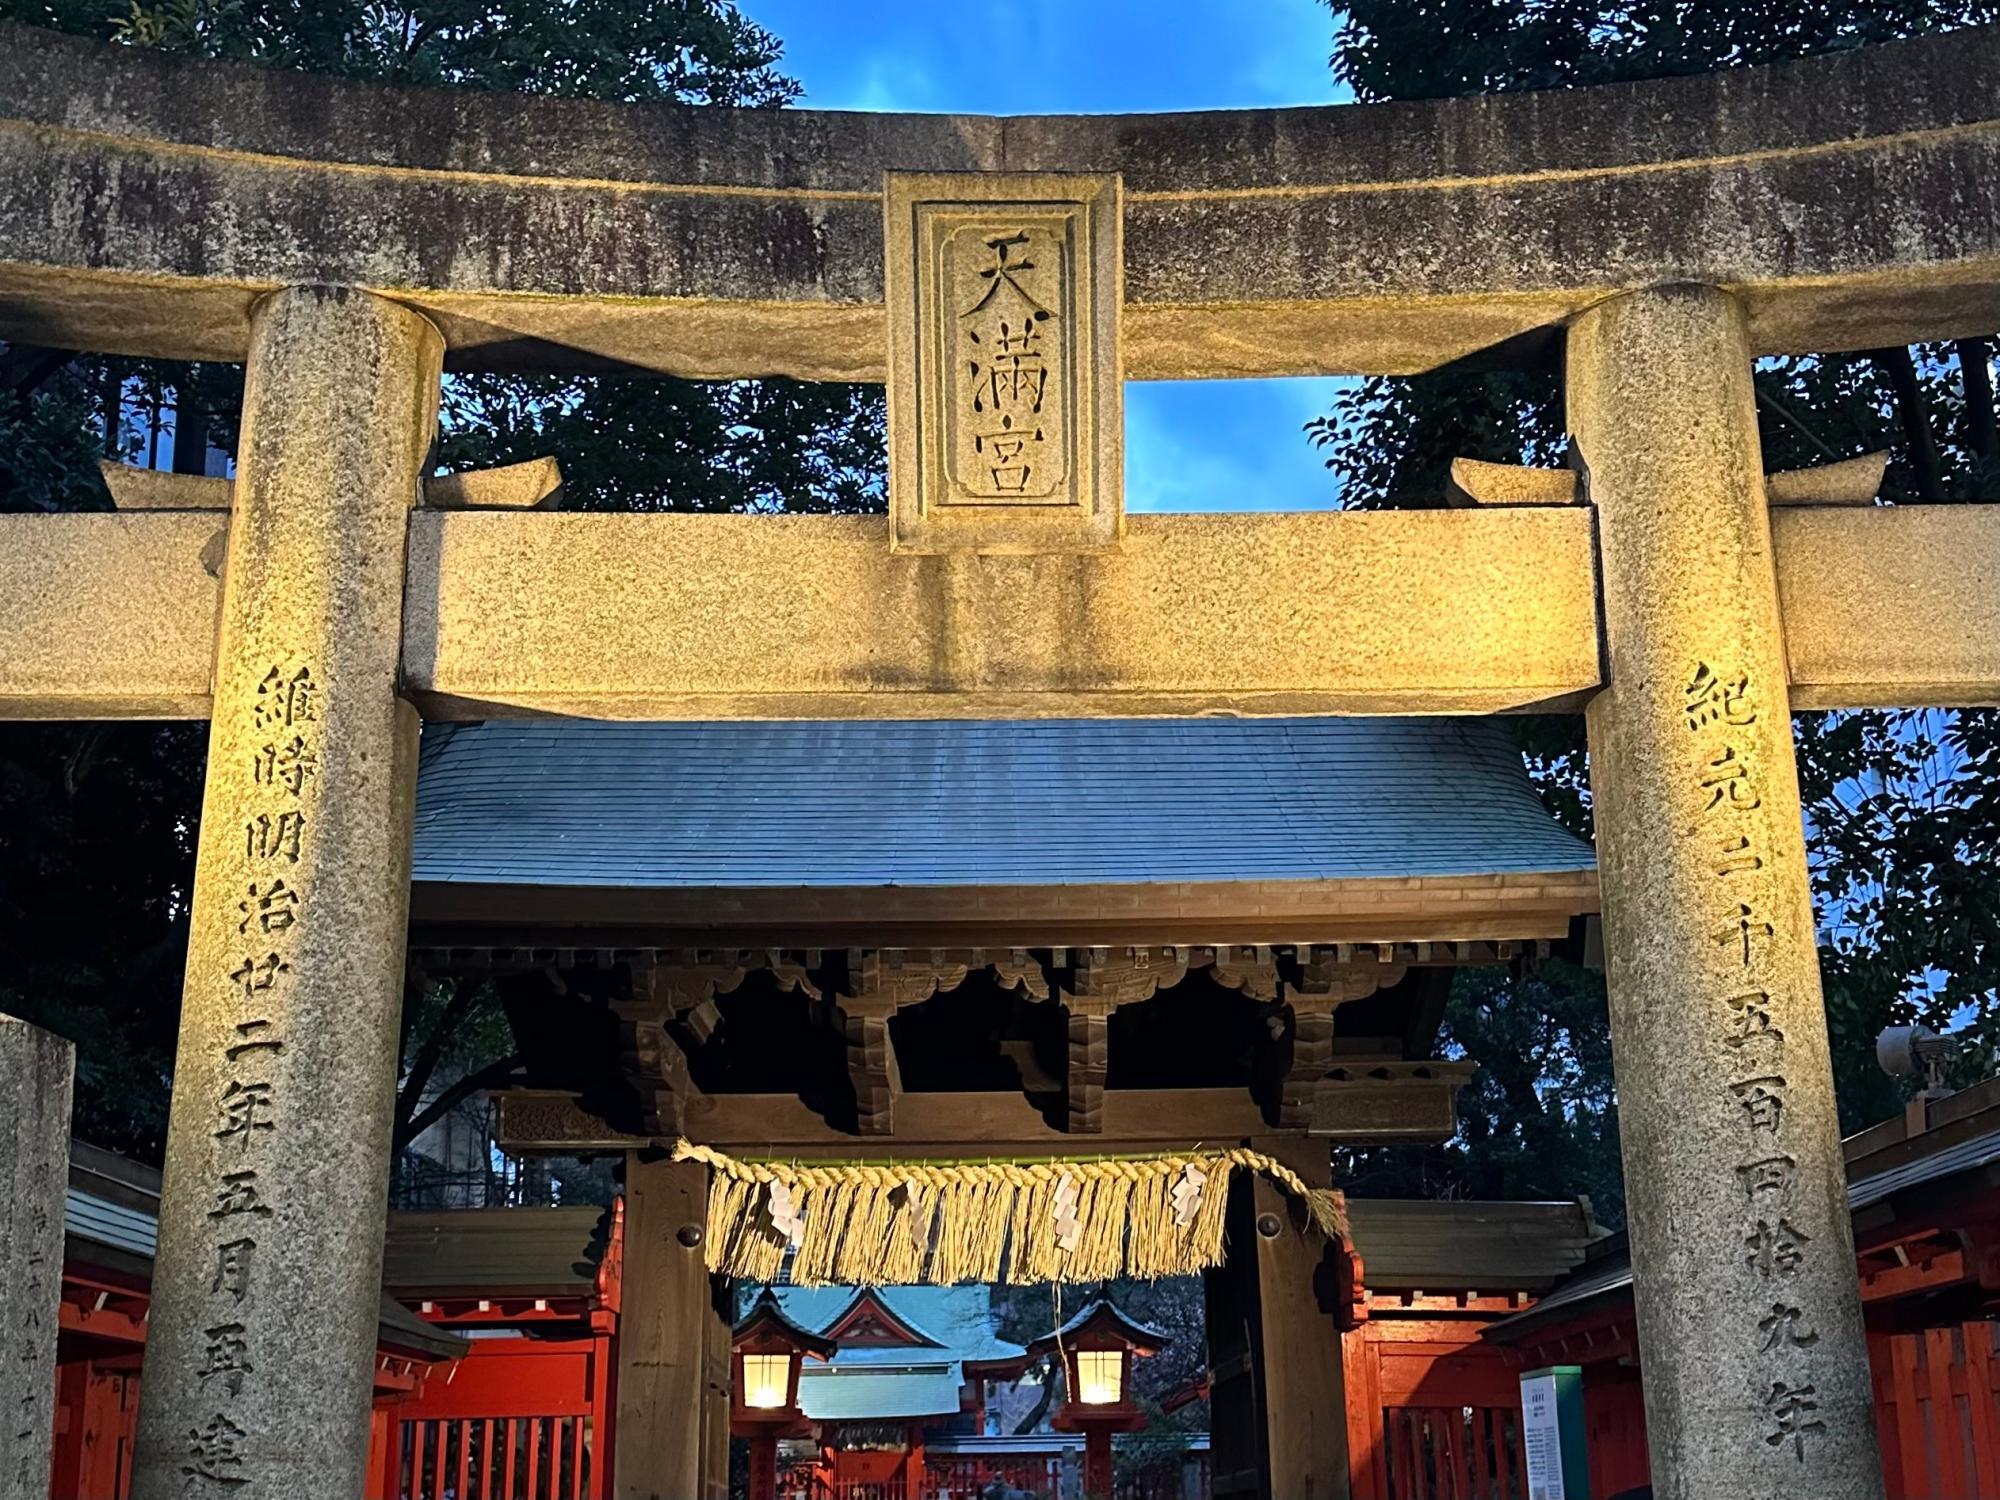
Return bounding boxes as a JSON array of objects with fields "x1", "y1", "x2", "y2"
[
  {"x1": 1872, "y1": 1320, "x2": 2000, "y2": 1500},
  {"x1": 1345, "y1": 1308, "x2": 1531, "y2": 1500},
  {"x1": 1380, "y1": 1406, "x2": 1525, "y2": 1500},
  {"x1": 396, "y1": 1415, "x2": 596, "y2": 1500}
]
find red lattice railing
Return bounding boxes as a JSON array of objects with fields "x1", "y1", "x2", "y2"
[
  {"x1": 1381, "y1": 1406, "x2": 1526, "y2": 1500},
  {"x1": 397, "y1": 1415, "x2": 595, "y2": 1500}
]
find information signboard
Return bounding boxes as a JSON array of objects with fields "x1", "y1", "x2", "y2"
[{"x1": 1520, "y1": 1365, "x2": 1590, "y2": 1500}]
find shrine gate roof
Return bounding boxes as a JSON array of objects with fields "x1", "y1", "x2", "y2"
[{"x1": 411, "y1": 718, "x2": 1594, "y2": 891}]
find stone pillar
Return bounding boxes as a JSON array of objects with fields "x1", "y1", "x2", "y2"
[
  {"x1": 1571, "y1": 285, "x2": 1883, "y2": 1500},
  {"x1": 132, "y1": 287, "x2": 441, "y2": 1499},
  {"x1": 614, "y1": 1154, "x2": 732, "y2": 1500},
  {"x1": 1, "y1": 1016, "x2": 73, "y2": 1500}
]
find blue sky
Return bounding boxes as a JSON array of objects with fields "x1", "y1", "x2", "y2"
[{"x1": 748, "y1": 0, "x2": 1356, "y2": 512}]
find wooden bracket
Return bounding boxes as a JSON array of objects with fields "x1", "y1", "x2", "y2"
[
  {"x1": 1065, "y1": 1005, "x2": 1113, "y2": 1133},
  {"x1": 612, "y1": 963, "x2": 700, "y2": 1137},
  {"x1": 829, "y1": 950, "x2": 970, "y2": 1134},
  {"x1": 1209, "y1": 945, "x2": 1281, "y2": 1001},
  {"x1": 1278, "y1": 1005, "x2": 1337, "y2": 1131},
  {"x1": 1054, "y1": 949, "x2": 1187, "y2": 1133}
]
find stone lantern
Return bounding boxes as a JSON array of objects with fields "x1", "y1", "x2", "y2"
[
  {"x1": 731, "y1": 1289, "x2": 836, "y2": 1500},
  {"x1": 1028, "y1": 1296, "x2": 1167, "y2": 1498}
]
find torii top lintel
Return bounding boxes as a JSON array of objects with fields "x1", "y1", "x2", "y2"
[{"x1": 1, "y1": 23, "x2": 1997, "y2": 380}]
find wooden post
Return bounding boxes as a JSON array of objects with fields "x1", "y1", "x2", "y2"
[
  {"x1": 746, "y1": 1432, "x2": 777, "y2": 1500},
  {"x1": 1083, "y1": 1426, "x2": 1114, "y2": 1499},
  {"x1": 613, "y1": 1154, "x2": 731, "y2": 1500},
  {"x1": 1202, "y1": 1140, "x2": 1349, "y2": 1499}
]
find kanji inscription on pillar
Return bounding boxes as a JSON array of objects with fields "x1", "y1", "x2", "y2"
[
  {"x1": 131, "y1": 286, "x2": 438, "y2": 1500},
  {"x1": 885, "y1": 171, "x2": 1123, "y2": 553}
]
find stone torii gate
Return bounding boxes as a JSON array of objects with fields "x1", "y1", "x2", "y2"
[{"x1": 2, "y1": 21, "x2": 2000, "y2": 1500}]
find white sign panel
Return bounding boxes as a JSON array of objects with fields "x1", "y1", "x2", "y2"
[{"x1": 1520, "y1": 1370, "x2": 1566, "y2": 1500}]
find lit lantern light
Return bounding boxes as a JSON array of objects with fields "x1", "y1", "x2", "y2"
[
  {"x1": 1075, "y1": 1348, "x2": 1124, "y2": 1406},
  {"x1": 741, "y1": 1352, "x2": 793, "y2": 1410},
  {"x1": 1028, "y1": 1296, "x2": 1169, "y2": 1500}
]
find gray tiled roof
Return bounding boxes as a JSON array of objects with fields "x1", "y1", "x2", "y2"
[
  {"x1": 413, "y1": 718, "x2": 1594, "y2": 889},
  {"x1": 1346, "y1": 1198, "x2": 1604, "y2": 1294}
]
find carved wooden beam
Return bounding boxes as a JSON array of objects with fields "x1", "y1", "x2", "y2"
[
  {"x1": 649, "y1": 949, "x2": 750, "y2": 1046},
  {"x1": 611, "y1": 961, "x2": 700, "y2": 1137},
  {"x1": 988, "y1": 948, "x2": 1054, "y2": 1003},
  {"x1": 1067, "y1": 947, "x2": 1189, "y2": 1006},
  {"x1": 1056, "y1": 948, "x2": 1190, "y2": 1133},
  {"x1": 841, "y1": 1009, "x2": 900, "y2": 1136},
  {"x1": 1066, "y1": 1006, "x2": 1112, "y2": 1134},
  {"x1": 1208, "y1": 945, "x2": 1281, "y2": 1001},
  {"x1": 830, "y1": 950, "x2": 971, "y2": 1134},
  {"x1": 493, "y1": 1072, "x2": 1475, "y2": 1155},
  {"x1": 1313, "y1": 1061, "x2": 1477, "y2": 1141},
  {"x1": 1278, "y1": 1007, "x2": 1336, "y2": 1131},
  {"x1": 1271, "y1": 953, "x2": 1409, "y2": 1129}
]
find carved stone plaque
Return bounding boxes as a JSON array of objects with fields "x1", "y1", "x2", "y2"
[{"x1": 885, "y1": 172, "x2": 1123, "y2": 552}]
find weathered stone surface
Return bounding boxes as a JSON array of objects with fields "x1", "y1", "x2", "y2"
[
  {"x1": 884, "y1": 172, "x2": 1122, "y2": 552},
  {"x1": 1574, "y1": 286, "x2": 1882, "y2": 1500},
  {"x1": 0, "y1": 512, "x2": 223, "y2": 717},
  {"x1": 1, "y1": 24, "x2": 1998, "y2": 375},
  {"x1": 1766, "y1": 452, "x2": 1886, "y2": 506},
  {"x1": 1447, "y1": 458, "x2": 1580, "y2": 506},
  {"x1": 403, "y1": 507, "x2": 1599, "y2": 717},
  {"x1": 0, "y1": 1015, "x2": 72, "y2": 1500},
  {"x1": 422, "y1": 455, "x2": 563, "y2": 511},
  {"x1": 98, "y1": 461, "x2": 230, "y2": 511},
  {"x1": 5, "y1": 498, "x2": 2000, "y2": 721},
  {"x1": 131, "y1": 287, "x2": 440, "y2": 1499},
  {"x1": 1781, "y1": 503, "x2": 2000, "y2": 707}
]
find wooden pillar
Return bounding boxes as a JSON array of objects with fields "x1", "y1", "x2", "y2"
[
  {"x1": 132, "y1": 287, "x2": 441, "y2": 1500},
  {"x1": 1, "y1": 1016, "x2": 72, "y2": 1500},
  {"x1": 746, "y1": 1433, "x2": 777, "y2": 1500},
  {"x1": 1202, "y1": 1140, "x2": 1349, "y2": 1500},
  {"x1": 1082, "y1": 1426, "x2": 1114, "y2": 1499},
  {"x1": 1571, "y1": 284, "x2": 1883, "y2": 1500},
  {"x1": 904, "y1": 1425, "x2": 924, "y2": 1500},
  {"x1": 614, "y1": 1154, "x2": 732, "y2": 1500}
]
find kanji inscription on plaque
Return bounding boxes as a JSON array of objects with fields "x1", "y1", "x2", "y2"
[{"x1": 885, "y1": 171, "x2": 1123, "y2": 552}]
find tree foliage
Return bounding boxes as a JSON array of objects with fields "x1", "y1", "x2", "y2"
[
  {"x1": 1322, "y1": 0, "x2": 2000, "y2": 1223},
  {"x1": 0, "y1": 0, "x2": 886, "y2": 1161}
]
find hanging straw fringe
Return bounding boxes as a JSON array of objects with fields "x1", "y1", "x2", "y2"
[{"x1": 669, "y1": 1141, "x2": 1348, "y2": 1286}]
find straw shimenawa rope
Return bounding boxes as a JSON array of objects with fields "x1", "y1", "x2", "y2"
[{"x1": 669, "y1": 1140, "x2": 1349, "y2": 1286}]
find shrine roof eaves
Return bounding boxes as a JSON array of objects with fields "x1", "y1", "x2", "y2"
[{"x1": 410, "y1": 717, "x2": 1595, "y2": 895}]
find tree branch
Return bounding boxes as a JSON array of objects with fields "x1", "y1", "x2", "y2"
[
  {"x1": 395, "y1": 978, "x2": 480, "y2": 1140},
  {"x1": 1870, "y1": 345, "x2": 1946, "y2": 504},
  {"x1": 396, "y1": 1054, "x2": 522, "y2": 1155},
  {"x1": 1957, "y1": 338, "x2": 1998, "y2": 499}
]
